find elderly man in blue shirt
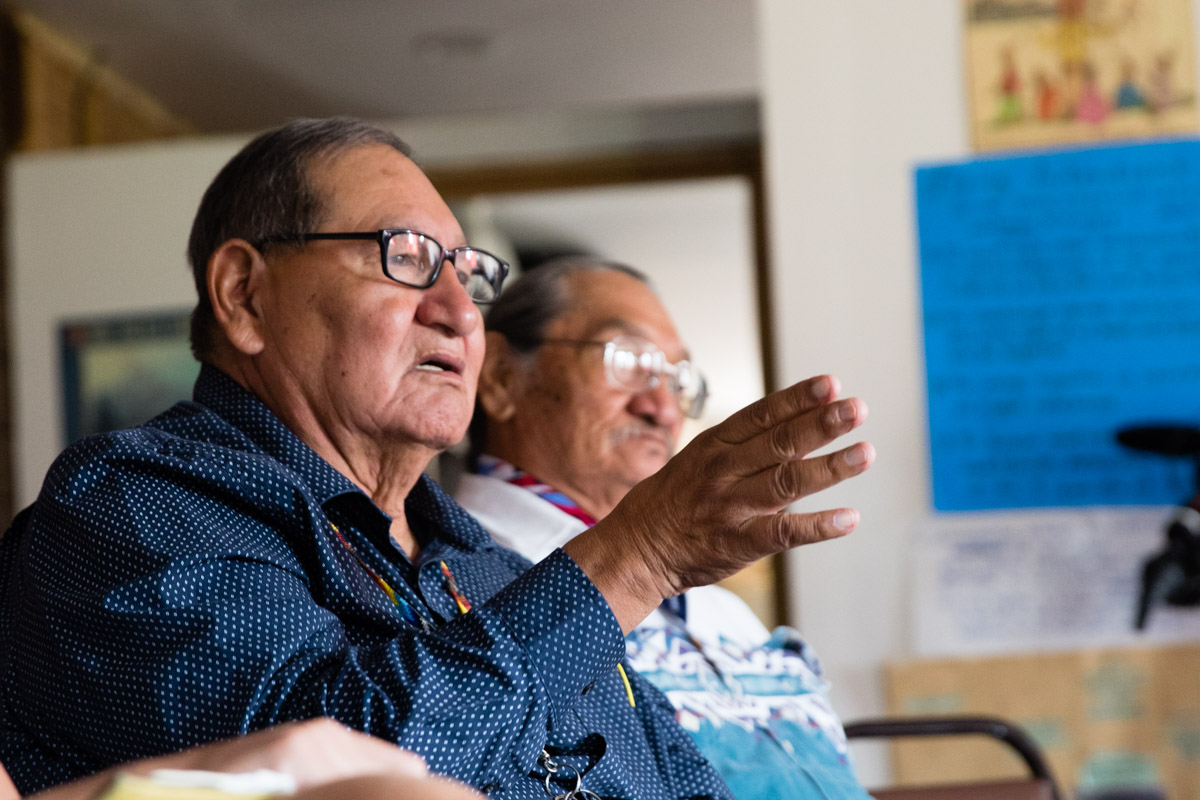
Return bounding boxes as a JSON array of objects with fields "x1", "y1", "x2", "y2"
[{"x1": 0, "y1": 117, "x2": 874, "y2": 799}]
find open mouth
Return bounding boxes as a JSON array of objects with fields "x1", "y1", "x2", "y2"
[{"x1": 415, "y1": 356, "x2": 463, "y2": 375}]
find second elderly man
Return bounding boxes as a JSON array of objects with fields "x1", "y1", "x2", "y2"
[{"x1": 457, "y1": 257, "x2": 874, "y2": 799}]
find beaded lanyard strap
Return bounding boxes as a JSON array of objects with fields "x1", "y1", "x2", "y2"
[{"x1": 329, "y1": 522, "x2": 470, "y2": 629}]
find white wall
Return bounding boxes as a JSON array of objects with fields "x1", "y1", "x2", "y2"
[
  {"x1": 755, "y1": 0, "x2": 970, "y2": 782},
  {"x1": 9, "y1": 140, "x2": 237, "y2": 505}
]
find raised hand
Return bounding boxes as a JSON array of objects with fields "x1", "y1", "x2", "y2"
[{"x1": 565, "y1": 375, "x2": 874, "y2": 632}]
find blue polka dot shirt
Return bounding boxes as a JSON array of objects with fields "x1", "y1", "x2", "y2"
[{"x1": 0, "y1": 365, "x2": 732, "y2": 800}]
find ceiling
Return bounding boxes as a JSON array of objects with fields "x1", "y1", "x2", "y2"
[{"x1": 11, "y1": 0, "x2": 760, "y2": 134}]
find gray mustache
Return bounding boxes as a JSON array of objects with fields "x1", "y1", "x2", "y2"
[{"x1": 610, "y1": 423, "x2": 676, "y2": 453}]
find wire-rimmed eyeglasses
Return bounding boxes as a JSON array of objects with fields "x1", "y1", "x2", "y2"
[
  {"x1": 255, "y1": 229, "x2": 509, "y2": 303},
  {"x1": 512, "y1": 333, "x2": 708, "y2": 419}
]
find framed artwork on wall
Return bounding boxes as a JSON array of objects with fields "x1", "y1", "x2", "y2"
[
  {"x1": 60, "y1": 311, "x2": 198, "y2": 445},
  {"x1": 964, "y1": 0, "x2": 1199, "y2": 152}
]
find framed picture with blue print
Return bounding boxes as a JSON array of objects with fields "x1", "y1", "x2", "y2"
[{"x1": 60, "y1": 311, "x2": 199, "y2": 445}]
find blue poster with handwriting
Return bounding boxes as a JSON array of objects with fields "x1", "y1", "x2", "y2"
[{"x1": 917, "y1": 140, "x2": 1200, "y2": 511}]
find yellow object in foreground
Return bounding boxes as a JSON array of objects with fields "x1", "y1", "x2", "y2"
[{"x1": 99, "y1": 770, "x2": 295, "y2": 800}]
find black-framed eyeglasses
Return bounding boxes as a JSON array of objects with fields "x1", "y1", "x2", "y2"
[
  {"x1": 255, "y1": 229, "x2": 509, "y2": 303},
  {"x1": 509, "y1": 333, "x2": 709, "y2": 419}
]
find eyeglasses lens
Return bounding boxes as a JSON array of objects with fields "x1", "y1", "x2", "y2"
[
  {"x1": 385, "y1": 231, "x2": 440, "y2": 287},
  {"x1": 606, "y1": 337, "x2": 707, "y2": 419},
  {"x1": 451, "y1": 248, "x2": 502, "y2": 303},
  {"x1": 607, "y1": 342, "x2": 656, "y2": 392},
  {"x1": 385, "y1": 234, "x2": 503, "y2": 302}
]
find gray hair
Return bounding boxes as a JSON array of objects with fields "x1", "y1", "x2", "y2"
[
  {"x1": 467, "y1": 256, "x2": 652, "y2": 463},
  {"x1": 186, "y1": 117, "x2": 411, "y2": 361},
  {"x1": 485, "y1": 255, "x2": 650, "y2": 343}
]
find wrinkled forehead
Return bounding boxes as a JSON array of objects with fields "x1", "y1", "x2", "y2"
[
  {"x1": 554, "y1": 270, "x2": 689, "y2": 360},
  {"x1": 308, "y1": 144, "x2": 465, "y2": 245}
]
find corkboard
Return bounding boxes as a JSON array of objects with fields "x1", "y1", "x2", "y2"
[{"x1": 887, "y1": 645, "x2": 1200, "y2": 797}]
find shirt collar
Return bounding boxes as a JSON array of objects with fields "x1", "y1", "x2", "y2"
[
  {"x1": 406, "y1": 475, "x2": 495, "y2": 552},
  {"x1": 474, "y1": 454, "x2": 598, "y2": 528},
  {"x1": 193, "y1": 364, "x2": 364, "y2": 507},
  {"x1": 192, "y1": 364, "x2": 493, "y2": 551}
]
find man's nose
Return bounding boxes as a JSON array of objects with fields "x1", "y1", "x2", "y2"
[
  {"x1": 628, "y1": 379, "x2": 684, "y2": 429},
  {"x1": 415, "y1": 264, "x2": 481, "y2": 337}
]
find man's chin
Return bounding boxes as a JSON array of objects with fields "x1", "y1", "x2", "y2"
[
  {"x1": 390, "y1": 420, "x2": 470, "y2": 458},
  {"x1": 622, "y1": 448, "x2": 673, "y2": 481},
  {"x1": 425, "y1": 428, "x2": 470, "y2": 454}
]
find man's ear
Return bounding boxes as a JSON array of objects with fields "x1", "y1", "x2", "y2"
[
  {"x1": 208, "y1": 238, "x2": 267, "y2": 356},
  {"x1": 478, "y1": 331, "x2": 523, "y2": 423}
]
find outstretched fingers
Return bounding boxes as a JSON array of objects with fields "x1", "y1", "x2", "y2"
[
  {"x1": 737, "y1": 506, "x2": 865, "y2": 560},
  {"x1": 717, "y1": 395, "x2": 868, "y2": 480},
  {"x1": 715, "y1": 375, "x2": 842, "y2": 445},
  {"x1": 736, "y1": 440, "x2": 876, "y2": 511}
]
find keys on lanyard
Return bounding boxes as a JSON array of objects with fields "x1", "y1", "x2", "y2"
[{"x1": 537, "y1": 750, "x2": 603, "y2": 800}]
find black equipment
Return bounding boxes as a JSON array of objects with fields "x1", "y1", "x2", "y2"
[{"x1": 1115, "y1": 425, "x2": 1200, "y2": 630}]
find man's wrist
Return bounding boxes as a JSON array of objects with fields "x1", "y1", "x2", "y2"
[{"x1": 562, "y1": 520, "x2": 670, "y2": 634}]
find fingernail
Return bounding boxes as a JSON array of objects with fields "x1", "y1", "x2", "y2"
[
  {"x1": 844, "y1": 445, "x2": 867, "y2": 466},
  {"x1": 833, "y1": 510, "x2": 858, "y2": 531},
  {"x1": 839, "y1": 400, "x2": 857, "y2": 422},
  {"x1": 811, "y1": 377, "x2": 830, "y2": 399}
]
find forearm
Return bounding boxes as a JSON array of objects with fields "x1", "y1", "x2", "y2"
[
  {"x1": 23, "y1": 772, "x2": 108, "y2": 800},
  {"x1": 25, "y1": 720, "x2": 447, "y2": 800}
]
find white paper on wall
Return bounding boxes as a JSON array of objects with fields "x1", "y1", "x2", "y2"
[{"x1": 912, "y1": 507, "x2": 1200, "y2": 657}]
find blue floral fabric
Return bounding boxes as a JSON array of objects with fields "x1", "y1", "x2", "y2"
[{"x1": 625, "y1": 624, "x2": 875, "y2": 800}]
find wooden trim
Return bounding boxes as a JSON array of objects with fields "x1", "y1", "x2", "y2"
[
  {"x1": 1, "y1": 11, "x2": 24, "y2": 151},
  {"x1": 13, "y1": 11, "x2": 193, "y2": 136},
  {"x1": 0, "y1": 10, "x2": 20, "y2": 526},
  {"x1": 426, "y1": 143, "x2": 761, "y2": 196},
  {"x1": 12, "y1": 10, "x2": 194, "y2": 151},
  {"x1": 430, "y1": 142, "x2": 789, "y2": 627}
]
